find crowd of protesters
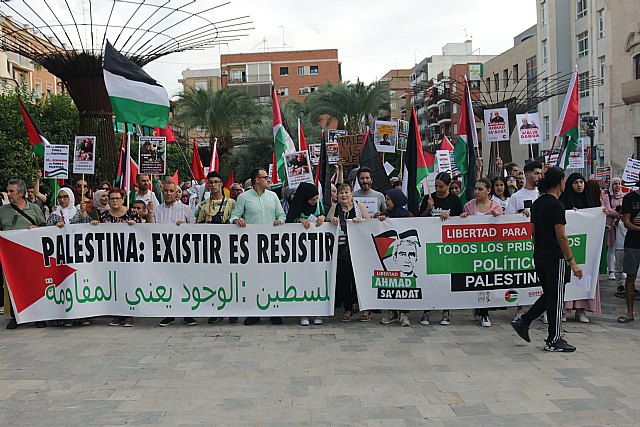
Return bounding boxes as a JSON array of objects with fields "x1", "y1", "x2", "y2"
[{"x1": 0, "y1": 155, "x2": 635, "y2": 353}]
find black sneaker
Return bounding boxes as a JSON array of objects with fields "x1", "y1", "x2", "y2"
[
  {"x1": 6, "y1": 318, "x2": 18, "y2": 330},
  {"x1": 510, "y1": 318, "x2": 531, "y2": 342},
  {"x1": 208, "y1": 317, "x2": 223, "y2": 324},
  {"x1": 228, "y1": 317, "x2": 239, "y2": 323},
  {"x1": 244, "y1": 317, "x2": 260, "y2": 325},
  {"x1": 544, "y1": 338, "x2": 576, "y2": 352},
  {"x1": 183, "y1": 317, "x2": 197, "y2": 326},
  {"x1": 158, "y1": 317, "x2": 175, "y2": 327},
  {"x1": 270, "y1": 317, "x2": 283, "y2": 325},
  {"x1": 35, "y1": 321, "x2": 47, "y2": 328}
]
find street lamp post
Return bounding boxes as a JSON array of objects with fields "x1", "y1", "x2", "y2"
[{"x1": 581, "y1": 116, "x2": 598, "y2": 176}]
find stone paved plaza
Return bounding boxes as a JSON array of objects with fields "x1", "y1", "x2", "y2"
[{"x1": 1, "y1": 278, "x2": 640, "y2": 426}]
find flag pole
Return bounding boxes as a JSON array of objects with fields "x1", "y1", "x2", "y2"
[
  {"x1": 175, "y1": 138, "x2": 196, "y2": 180},
  {"x1": 528, "y1": 143, "x2": 533, "y2": 160},
  {"x1": 125, "y1": 130, "x2": 131, "y2": 208},
  {"x1": 297, "y1": 118, "x2": 301, "y2": 150}
]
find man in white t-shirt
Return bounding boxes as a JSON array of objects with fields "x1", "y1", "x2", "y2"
[
  {"x1": 504, "y1": 161, "x2": 543, "y2": 216},
  {"x1": 135, "y1": 174, "x2": 160, "y2": 208}
]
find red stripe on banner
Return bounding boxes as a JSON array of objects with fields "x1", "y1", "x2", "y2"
[
  {"x1": 441, "y1": 223, "x2": 532, "y2": 243},
  {"x1": 0, "y1": 237, "x2": 76, "y2": 313}
]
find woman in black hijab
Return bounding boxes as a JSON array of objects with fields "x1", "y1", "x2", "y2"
[
  {"x1": 381, "y1": 188, "x2": 412, "y2": 219},
  {"x1": 559, "y1": 173, "x2": 593, "y2": 210},
  {"x1": 285, "y1": 182, "x2": 326, "y2": 327}
]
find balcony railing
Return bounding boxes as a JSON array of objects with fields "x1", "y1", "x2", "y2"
[{"x1": 5, "y1": 51, "x2": 33, "y2": 69}]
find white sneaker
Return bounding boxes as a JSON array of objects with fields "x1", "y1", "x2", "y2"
[
  {"x1": 399, "y1": 313, "x2": 410, "y2": 327},
  {"x1": 313, "y1": 317, "x2": 323, "y2": 325},
  {"x1": 576, "y1": 310, "x2": 589, "y2": 323},
  {"x1": 623, "y1": 273, "x2": 628, "y2": 280},
  {"x1": 439, "y1": 311, "x2": 450, "y2": 325},
  {"x1": 609, "y1": 272, "x2": 617, "y2": 281},
  {"x1": 561, "y1": 314, "x2": 567, "y2": 322},
  {"x1": 542, "y1": 312, "x2": 548, "y2": 324},
  {"x1": 419, "y1": 311, "x2": 430, "y2": 325},
  {"x1": 299, "y1": 317, "x2": 310, "y2": 326},
  {"x1": 480, "y1": 316, "x2": 491, "y2": 327}
]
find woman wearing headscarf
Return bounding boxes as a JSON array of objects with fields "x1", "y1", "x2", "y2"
[
  {"x1": 559, "y1": 173, "x2": 601, "y2": 323},
  {"x1": 46, "y1": 187, "x2": 91, "y2": 326},
  {"x1": 378, "y1": 188, "x2": 413, "y2": 326},
  {"x1": 603, "y1": 177, "x2": 624, "y2": 281},
  {"x1": 89, "y1": 189, "x2": 110, "y2": 220},
  {"x1": 46, "y1": 187, "x2": 91, "y2": 227},
  {"x1": 285, "y1": 182, "x2": 326, "y2": 326}
]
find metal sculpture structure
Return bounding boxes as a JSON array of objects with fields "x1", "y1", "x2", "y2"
[{"x1": 0, "y1": 0, "x2": 252, "y2": 181}]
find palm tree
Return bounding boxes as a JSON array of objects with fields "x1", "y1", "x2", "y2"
[
  {"x1": 304, "y1": 79, "x2": 389, "y2": 134},
  {"x1": 174, "y1": 87, "x2": 257, "y2": 158}
]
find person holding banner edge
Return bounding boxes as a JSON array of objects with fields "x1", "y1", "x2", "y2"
[
  {"x1": 511, "y1": 167, "x2": 583, "y2": 352},
  {"x1": 230, "y1": 168, "x2": 286, "y2": 326}
]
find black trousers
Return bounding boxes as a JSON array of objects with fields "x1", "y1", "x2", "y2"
[
  {"x1": 522, "y1": 257, "x2": 568, "y2": 343},
  {"x1": 336, "y1": 251, "x2": 357, "y2": 312}
]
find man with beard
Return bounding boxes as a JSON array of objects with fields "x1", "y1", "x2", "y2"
[{"x1": 353, "y1": 167, "x2": 386, "y2": 215}]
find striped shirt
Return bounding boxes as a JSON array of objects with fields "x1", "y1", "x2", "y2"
[{"x1": 152, "y1": 201, "x2": 195, "y2": 225}]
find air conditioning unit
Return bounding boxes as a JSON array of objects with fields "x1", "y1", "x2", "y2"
[{"x1": 221, "y1": 70, "x2": 229, "y2": 76}]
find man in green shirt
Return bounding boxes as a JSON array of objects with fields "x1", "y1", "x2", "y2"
[
  {"x1": 0, "y1": 179, "x2": 46, "y2": 329},
  {"x1": 230, "y1": 168, "x2": 286, "y2": 325}
]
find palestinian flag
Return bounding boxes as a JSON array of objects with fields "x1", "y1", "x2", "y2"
[
  {"x1": 555, "y1": 65, "x2": 580, "y2": 169},
  {"x1": 115, "y1": 130, "x2": 139, "y2": 190},
  {"x1": 453, "y1": 77, "x2": 478, "y2": 205},
  {"x1": 272, "y1": 86, "x2": 296, "y2": 184},
  {"x1": 18, "y1": 96, "x2": 49, "y2": 157},
  {"x1": 403, "y1": 107, "x2": 429, "y2": 216},
  {"x1": 103, "y1": 41, "x2": 169, "y2": 128},
  {"x1": 314, "y1": 133, "x2": 332, "y2": 214},
  {"x1": 372, "y1": 230, "x2": 399, "y2": 267}
]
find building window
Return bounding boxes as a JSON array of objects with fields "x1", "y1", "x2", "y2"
[
  {"x1": 541, "y1": 1, "x2": 547, "y2": 25},
  {"x1": 35, "y1": 82, "x2": 42, "y2": 96},
  {"x1": 598, "y1": 56, "x2": 605, "y2": 85},
  {"x1": 310, "y1": 65, "x2": 319, "y2": 75},
  {"x1": 599, "y1": 103, "x2": 605, "y2": 132},
  {"x1": 542, "y1": 39, "x2": 548, "y2": 64},
  {"x1": 542, "y1": 78, "x2": 548, "y2": 96},
  {"x1": 635, "y1": 54, "x2": 640, "y2": 80},
  {"x1": 390, "y1": 103, "x2": 397, "y2": 110},
  {"x1": 280, "y1": 67, "x2": 289, "y2": 76},
  {"x1": 469, "y1": 80, "x2": 480, "y2": 90},
  {"x1": 453, "y1": 123, "x2": 458, "y2": 135},
  {"x1": 195, "y1": 80, "x2": 207, "y2": 91},
  {"x1": 485, "y1": 77, "x2": 491, "y2": 92},
  {"x1": 578, "y1": 71, "x2": 590, "y2": 98},
  {"x1": 298, "y1": 66, "x2": 305, "y2": 75},
  {"x1": 578, "y1": 113, "x2": 590, "y2": 136},
  {"x1": 230, "y1": 69, "x2": 245, "y2": 83},
  {"x1": 636, "y1": 137, "x2": 640, "y2": 159},
  {"x1": 513, "y1": 64, "x2": 519, "y2": 82},
  {"x1": 310, "y1": 85, "x2": 319, "y2": 92},
  {"x1": 278, "y1": 87, "x2": 289, "y2": 97},
  {"x1": 298, "y1": 87, "x2": 310, "y2": 95},
  {"x1": 576, "y1": 0, "x2": 587, "y2": 19},
  {"x1": 453, "y1": 103, "x2": 457, "y2": 114},
  {"x1": 389, "y1": 90, "x2": 396, "y2": 98},
  {"x1": 543, "y1": 116, "x2": 550, "y2": 143},
  {"x1": 577, "y1": 31, "x2": 589, "y2": 58},
  {"x1": 503, "y1": 69, "x2": 509, "y2": 88},
  {"x1": 597, "y1": 9, "x2": 605, "y2": 38},
  {"x1": 493, "y1": 73, "x2": 499, "y2": 91}
]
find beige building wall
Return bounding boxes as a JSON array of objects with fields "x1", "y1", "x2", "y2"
[
  {"x1": 482, "y1": 34, "x2": 538, "y2": 166},
  {"x1": 606, "y1": 0, "x2": 640, "y2": 175},
  {"x1": 178, "y1": 69, "x2": 223, "y2": 142},
  {"x1": 380, "y1": 69, "x2": 411, "y2": 122}
]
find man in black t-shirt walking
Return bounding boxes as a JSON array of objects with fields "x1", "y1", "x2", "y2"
[
  {"x1": 511, "y1": 167, "x2": 583, "y2": 352},
  {"x1": 618, "y1": 185, "x2": 640, "y2": 323}
]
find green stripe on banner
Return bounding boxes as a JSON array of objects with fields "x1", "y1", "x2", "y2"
[
  {"x1": 109, "y1": 96, "x2": 170, "y2": 128},
  {"x1": 425, "y1": 235, "x2": 587, "y2": 275}
]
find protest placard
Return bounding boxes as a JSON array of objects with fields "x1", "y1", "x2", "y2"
[
  {"x1": 284, "y1": 150, "x2": 314, "y2": 188},
  {"x1": 139, "y1": 136, "x2": 167, "y2": 175},
  {"x1": 72, "y1": 136, "x2": 96, "y2": 174},
  {"x1": 44, "y1": 144, "x2": 69, "y2": 179},
  {"x1": 373, "y1": 120, "x2": 397, "y2": 153},
  {"x1": 516, "y1": 113, "x2": 542, "y2": 145},
  {"x1": 483, "y1": 108, "x2": 509, "y2": 142}
]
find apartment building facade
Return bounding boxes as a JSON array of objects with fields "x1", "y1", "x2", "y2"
[
  {"x1": 220, "y1": 49, "x2": 341, "y2": 104},
  {"x1": 379, "y1": 69, "x2": 411, "y2": 122}
]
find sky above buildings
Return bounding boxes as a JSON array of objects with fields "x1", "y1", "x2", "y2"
[
  {"x1": 1, "y1": 0, "x2": 536, "y2": 96},
  {"x1": 143, "y1": 0, "x2": 537, "y2": 96}
]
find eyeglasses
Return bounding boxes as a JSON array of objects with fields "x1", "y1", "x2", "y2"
[{"x1": 109, "y1": 197, "x2": 122, "y2": 201}]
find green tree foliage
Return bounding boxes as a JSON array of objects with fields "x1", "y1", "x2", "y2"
[
  {"x1": 304, "y1": 79, "x2": 389, "y2": 133},
  {"x1": 174, "y1": 87, "x2": 258, "y2": 160},
  {"x1": 0, "y1": 91, "x2": 79, "y2": 191}
]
